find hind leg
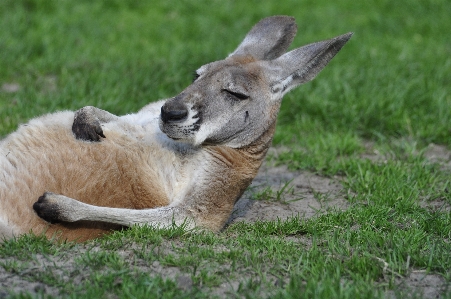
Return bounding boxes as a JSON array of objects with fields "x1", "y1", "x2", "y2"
[{"x1": 33, "y1": 192, "x2": 196, "y2": 229}]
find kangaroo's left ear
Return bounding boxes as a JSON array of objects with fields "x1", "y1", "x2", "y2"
[
  {"x1": 229, "y1": 16, "x2": 298, "y2": 60},
  {"x1": 268, "y1": 32, "x2": 353, "y2": 96}
]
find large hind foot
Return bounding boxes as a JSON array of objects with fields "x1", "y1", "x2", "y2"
[{"x1": 33, "y1": 192, "x2": 83, "y2": 223}]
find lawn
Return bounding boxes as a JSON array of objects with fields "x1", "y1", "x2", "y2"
[{"x1": 1, "y1": 0, "x2": 450, "y2": 298}]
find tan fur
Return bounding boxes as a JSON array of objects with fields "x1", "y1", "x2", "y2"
[{"x1": 0, "y1": 113, "x2": 171, "y2": 241}]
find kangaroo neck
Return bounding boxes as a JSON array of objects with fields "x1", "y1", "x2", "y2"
[
  {"x1": 205, "y1": 120, "x2": 276, "y2": 173},
  {"x1": 239, "y1": 120, "x2": 276, "y2": 160}
]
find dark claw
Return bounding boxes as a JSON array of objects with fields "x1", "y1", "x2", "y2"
[{"x1": 97, "y1": 127, "x2": 106, "y2": 138}]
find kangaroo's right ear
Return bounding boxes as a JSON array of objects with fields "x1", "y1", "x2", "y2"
[
  {"x1": 269, "y1": 32, "x2": 353, "y2": 97},
  {"x1": 229, "y1": 16, "x2": 297, "y2": 60}
]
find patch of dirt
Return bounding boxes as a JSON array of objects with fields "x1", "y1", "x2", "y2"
[
  {"x1": 0, "y1": 256, "x2": 69, "y2": 298},
  {"x1": 387, "y1": 271, "x2": 449, "y2": 299},
  {"x1": 424, "y1": 143, "x2": 451, "y2": 163},
  {"x1": 1, "y1": 83, "x2": 21, "y2": 93},
  {"x1": 228, "y1": 163, "x2": 349, "y2": 225},
  {"x1": 425, "y1": 143, "x2": 451, "y2": 171},
  {"x1": 419, "y1": 198, "x2": 451, "y2": 212}
]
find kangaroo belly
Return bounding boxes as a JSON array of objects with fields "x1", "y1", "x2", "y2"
[{"x1": 0, "y1": 112, "x2": 169, "y2": 241}]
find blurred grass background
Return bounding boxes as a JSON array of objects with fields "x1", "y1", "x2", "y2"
[{"x1": 1, "y1": 0, "x2": 450, "y2": 148}]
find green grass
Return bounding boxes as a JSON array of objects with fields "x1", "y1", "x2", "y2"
[{"x1": 1, "y1": 0, "x2": 451, "y2": 298}]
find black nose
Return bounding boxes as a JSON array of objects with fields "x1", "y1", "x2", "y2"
[{"x1": 161, "y1": 101, "x2": 188, "y2": 123}]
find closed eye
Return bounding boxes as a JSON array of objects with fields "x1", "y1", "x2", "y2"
[{"x1": 223, "y1": 89, "x2": 249, "y2": 100}]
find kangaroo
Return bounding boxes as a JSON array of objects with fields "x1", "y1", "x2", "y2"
[{"x1": 0, "y1": 16, "x2": 352, "y2": 242}]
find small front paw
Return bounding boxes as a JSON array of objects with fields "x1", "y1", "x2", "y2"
[
  {"x1": 33, "y1": 192, "x2": 64, "y2": 224},
  {"x1": 72, "y1": 107, "x2": 106, "y2": 142}
]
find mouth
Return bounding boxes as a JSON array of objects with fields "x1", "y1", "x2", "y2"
[{"x1": 159, "y1": 117, "x2": 199, "y2": 141}]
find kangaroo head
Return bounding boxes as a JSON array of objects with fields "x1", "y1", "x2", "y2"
[{"x1": 160, "y1": 16, "x2": 352, "y2": 148}]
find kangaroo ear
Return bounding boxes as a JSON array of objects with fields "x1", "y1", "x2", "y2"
[
  {"x1": 229, "y1": 16, "x2": 297, "y2": 60},
  {"x1": 269, "y1": 32, "x2": 353, "y2": 95}
]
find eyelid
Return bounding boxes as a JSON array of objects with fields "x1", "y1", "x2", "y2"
[{"x1": 223, "y1": 89, "x2": 249, "y2": 100}]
